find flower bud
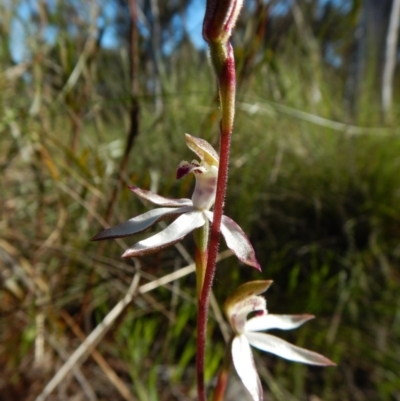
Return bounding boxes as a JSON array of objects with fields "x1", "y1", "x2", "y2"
[{"x1": 203, "y1": 0, "x2": 244, "y2": 44}]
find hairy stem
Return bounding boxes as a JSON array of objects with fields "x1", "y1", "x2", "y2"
[{"x1": 196, "y1": 39, "x2": 236, "y2": 401}]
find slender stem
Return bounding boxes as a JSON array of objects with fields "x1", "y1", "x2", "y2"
[
  {"x1": 212, "y1": 340, "x2": 233, "y2": 401},
  {"x1": 196, "y1": 129, "x2": 231, "y2": 401},
  {"x1": 196, "y1": 301, "x2": 207, "y2": 401},
  {"x1": 196, "y1": 40, "x2": 236, "y2": 401}
]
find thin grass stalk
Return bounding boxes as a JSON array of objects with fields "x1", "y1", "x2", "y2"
[
  {"x1": 212, "y1": 338, "x2": 232, "y2": 401},
  {"x1": 105, "y1": 0, "x2": 140, "y2": 222}
]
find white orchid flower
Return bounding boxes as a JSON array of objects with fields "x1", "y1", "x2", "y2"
[
  {"x1": 224, "y1": 281, "x2": 335, "y2": 401},
  {"x1": 92, "y1": 134, "x2": 260, "y2": 270}
]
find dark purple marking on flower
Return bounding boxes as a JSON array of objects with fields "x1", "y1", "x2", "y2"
[{"x1": 176, "y1": 161, "x2": 201, "y2": 180}]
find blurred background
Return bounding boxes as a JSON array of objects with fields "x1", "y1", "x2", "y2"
[{"x1": 1, "y1": 0, "x2": 400, "y2": 400}]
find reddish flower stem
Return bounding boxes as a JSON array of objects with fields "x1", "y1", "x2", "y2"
[
  {"x1": 196, "y1": 41, "x2": 236, "y2": 401},
  {"x1": 196, "y1": 132, "x2": 231, "y2": 401}
]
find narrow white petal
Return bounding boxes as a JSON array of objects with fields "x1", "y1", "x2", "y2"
[
  {"x1": 122, "y1": 211, "x2": 205, "y2": 258},
  {"x1": 245, "y1": 314, "x2": 314, "y2": 332},
  {"x1": 232, "y1": 335, "x2": 263, "y2": 401},
  {"x1": 129, "y1": 186, "x2": 193, "y2": 207},
  {"x1": 92, "y1": 206, "x2": 192, "y2": 240},
  {"x1": 205, "y1": 212, "x2": 260, "y2": 270},
  {"x1": 247, "y1": 333, "x2": 335, "y2": 366}
]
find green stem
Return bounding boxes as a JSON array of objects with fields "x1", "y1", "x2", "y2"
[
  {"x1": 193, "y1": 220, "x2": 210, "y2": 297},
  {"x1": 212, "y1": 339, "x2": 233, "y2": 401}
]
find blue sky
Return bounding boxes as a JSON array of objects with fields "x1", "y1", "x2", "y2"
[
  {"x1": 9, "y1": 0, "x2": 208, "y2": 62},
  {"x1": 186, "y1": 0, "x2": 207, "y2": 49},
  {"x1": 9, "y1": 0, "x2": 348, "y2": 63},
  {"x1": 99, "y1": 0, "x2": 207, "y2": 52}
]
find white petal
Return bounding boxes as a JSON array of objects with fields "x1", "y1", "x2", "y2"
[
  {"x1": 232, "y1": 335, "x2": 263, "y2": 401},
  {"x1": 129, "y1": 186, "x2": 193, "y2": 207},
  {"x1": 245, "y1": 314, "x2": 314, "y2": 332},
  {"x1": 205, "y1": 212, "x2": 260, "y2": 270},
  {"x1": 246, "y1": 332, "x2": 335, "y2": 366},
  {"x1": 92, "y1": 206, "x2": 192, "y2": 240},
  {"x1": 122, "y1": 211, "x2": 205, "y2": 258}
]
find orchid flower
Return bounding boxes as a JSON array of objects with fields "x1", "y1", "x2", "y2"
[
  {"x1": 224, "y1": 281, "x2": 335, "y2": 401},
  {"x1": 92, "y1": 134, "x2": 260, "y2": 270}
]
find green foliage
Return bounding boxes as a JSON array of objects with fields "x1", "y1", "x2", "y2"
[{"x1": 1, "y1": 1, "x2": 399, "y2": 400}]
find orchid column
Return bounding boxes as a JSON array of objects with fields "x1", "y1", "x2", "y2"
[{"x1": 197, "y1": 1, "x2": 243, "y2": 400}]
